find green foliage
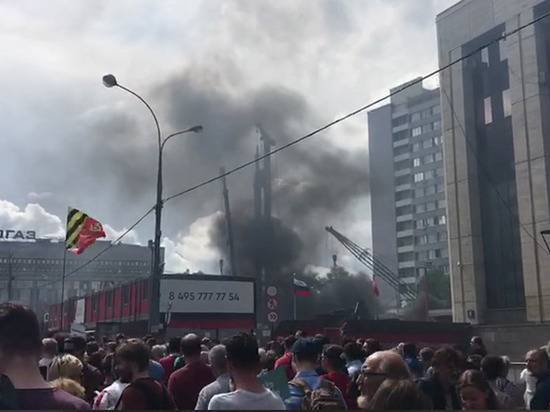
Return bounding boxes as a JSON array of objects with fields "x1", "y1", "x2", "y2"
[{"x1": 425, "y1": 270, "x2": 451, "y2": 309}]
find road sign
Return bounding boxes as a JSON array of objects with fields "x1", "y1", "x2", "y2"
[
  {"x1": 267, "y1": 297, "x2": 278, "y2": 310},
  {"x1": 267, "y1": 286, "x2": 278, "y2": 297},
  {"x1": 267, "y1": 311, "x2": 279, "y2": 323}
]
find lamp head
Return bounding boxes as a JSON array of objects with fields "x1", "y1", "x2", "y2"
[
  {"x1": 102, "y1": 74, "x2": 118, "y2": 88},
  {"x1": 189, "y1": 125, "x2": 203, "y2": 133}
]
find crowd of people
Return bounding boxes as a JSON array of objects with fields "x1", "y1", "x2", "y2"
[{"x1": 1, "y1": 303, "x2": 550, "y2": 410}]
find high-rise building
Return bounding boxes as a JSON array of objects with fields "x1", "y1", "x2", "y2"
[
  {"x1": 438, "y1": 0, "x2": 550, "y2": 356},
  {"x1": 368, "y1": 79, "x2": 449, "y2": 311}
]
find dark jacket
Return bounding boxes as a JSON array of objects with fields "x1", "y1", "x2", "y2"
[
  {"x1": 531, "y1": 372, "x2": 550, "y2": 410},
  {"x1": 417, "y1": 374, "x2": 461, "y2": 410}
]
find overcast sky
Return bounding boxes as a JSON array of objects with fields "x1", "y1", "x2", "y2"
[{"x1": 0, "y1": 0, "x2": 456, "y2": 274}]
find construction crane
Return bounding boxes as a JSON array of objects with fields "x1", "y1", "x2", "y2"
[{"x1": 325, "y1": 226, "x2": 417, "y2": 302}]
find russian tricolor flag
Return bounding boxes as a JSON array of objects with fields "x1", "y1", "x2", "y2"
[{"x1": 293, "y1": 278, "x2": 312, "y2": 297}]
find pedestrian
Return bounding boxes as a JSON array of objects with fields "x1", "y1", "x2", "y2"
[
  {"x1": 417, "y1": 347, "x2": 461, "y2": 410},
  {"x1": 344, "y1": 342, "x2": 365, "y2": 379},
  {"x1": 321, "y1": 344, "x2": 354, "y2": 408},
  {"x1": 402, "y1": 343, "x2": 423, "y2": 379},
  {"x1": 366, "y1": 379, "x2": 430, "y2": 410},
  {"x1": 208, "y1": 334, "x2": 285, "y2": 410},
  {"x1": 0, "y1": 303, "x2": 89, "y2": 410},
  {"x1": 151, "y1": 345, "x2": 166, "y2": 362},
  {"x1": 480, "y1": 355, "x2": 513, "y2": 408},
  {"x1": 65, "y1": 335, "x2": 105, "y2": 404},
  {"x1": 356, "y1": 350, "x2": 411, "y2": 409},
  {"x1": 470, "y1": 336, "x2": 488, "y2": 357},
  {"x1": 458, "y1": 369, "x2": 499, "y2": 410},
  {"x1": 47, "y1": 354, "x2": 84, "y2": 384},
  {"x1": 86, "y1": 341, "x2": 104, "y2": 371},
  {"x1": 195, "y1": 345, "x2": 231, "y2": 410},
  {"x1": 168, "y1": 334, "x2": 215, "y2": 410},
  {"x1": 159, "y1": 337, "x2": 181, "y2": 384},
  {"x1": 419, "y1": 347, "x2": 434, "y2": 375},
  {"x1": 286, "y1": 338, "x2": 346, "y2": 410},
  {"x1": 115, "y1": 339, "x2": 175, "y2": 410},
  {"x1": 496, "y1": 356, "x2": 525, "y2": 409},
  {"x1": 526, "y1": 349, "x2": 550, "y2": 410},
  {"x1": 274, "y1": 335, "x2": 297, "y2": 380},
  {"x1": 39, "y1": 338, "x2": 59, "y2": 380},
  {"x1": 363, "y1": 339, "x2": 382, "y2": 358}
]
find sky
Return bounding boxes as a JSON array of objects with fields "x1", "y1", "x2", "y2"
[{"x1": 0, "y1": 0, "x2": 457, "y2": 274}]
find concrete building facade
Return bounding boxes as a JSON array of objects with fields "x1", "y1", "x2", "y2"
[
  {"x1": 368, "y1": 80, "x2": 449, "y2": 309},
  {"x1": 437, "y1": 0, "x2": 550, "y2": 339},
  {"x1": 0, "y1": 238, "x2": 160, "y2": 316}
]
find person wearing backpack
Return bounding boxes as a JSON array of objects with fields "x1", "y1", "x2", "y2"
[
  {"x1": 115, "y1": 339, "x2": 175, "y2": 410},
  {"x1": 286, "y1": 338, "x2": 347, "y2": 410}
]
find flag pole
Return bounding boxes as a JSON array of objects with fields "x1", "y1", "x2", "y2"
[
  {"x1": 60, "y1": 246, "x2": 67, "y2": 331},
  {"x1": 292, "y1": 273, "x2": 297, "y2": 321}
]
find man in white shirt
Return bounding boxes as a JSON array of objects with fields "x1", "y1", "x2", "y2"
[
  {"x1": 195, "y1": 345, "x2": 231, "y2": 410},
  {"x1": 208, "y1": 334, "x2": 285, "y2": 411}
]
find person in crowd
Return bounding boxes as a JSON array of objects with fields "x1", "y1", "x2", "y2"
[
  {"x1": 526, "y1": 349, "x2": 550, "y2": 410},
  {"x1": 51, "y1": 378, "x2": 86, "y2": 399},
  {"x1": 196, "y1": 345, "x2": 231, "y2": 410},
  {"x1": 470, "y1": 336, "x2": 488, "y2": 357},
  {"x1": 458, "y1": 369, "x2": 499, "y2": 410},
  {"x1": 357, "y1": 350, "x2": 411, "y2": 409},
  {"x1": 417, "y1": 347, "x2": 461, "y2": 410},
  {"x1": 466, "y1": 354, "x2": 483, "y2": 371},
  {"x1": 0, "y1": 304, "x2": 89, "y2": 410},
  {"x1": 419, "y1": 347, "x2": 434, "y2": 375},
  {"x1": 93, "y1": 372, "x2": 130, "y2": 410},
  {"x1": 496, "y1": 355, "x2": 525, "y2": 409},
  {"x1": 148, "y1": 357, "x2": 165, "y2": 382},
  {"x1": 115, "y1": 339, "x2": 175, "y2": 410},
  {"x1": 521, "y1": 359, "x2": 538, "y2": 409},
  {"x1": 480, "y1": 355, "x2": 513, "y2": 408},
  {"x1": 39, "y1": 338, "x2": 59, "y2": 380},
  {"x1": 403, "y1": 343, "x2": 423, "y2": 379},
  {"x1": 151, "y1": 345, "x2": 166, "y2": 362},
  {"x1": 86, "y1": 341, "x2": 103, "y2": 371},
  {"x1": 286, "y1": 338, "x2": 346, "y2": 410},
  {"x1": 363, "y1": 339, "x2": 382, "y2": 358},
  {"x1": 168, "y1": 333, "x2": 215, "y2": 410},
  {"x1": 208, "y1": 334, "x2": 285, "y2": 410},
  {"x1": 47, "y1": 354, "x2": 83, "y2": 383},
  {"x1": 159, "y1": 337, "x2": 181, "y2": 384},
  {"x1": 102, "y1": 342, "x2": 119, "y2": 386},
  {"x1": 274, "y1": 335, "x2": 297, "y2": 380},
  {"x1": 344, "y1": 342, "x2": 364, "y2": 378},
  {"x1": 321, "y1": 344, "x2": 354, "y2": 409},
  {"x1": 264, "y1": 350, "x2": 278, "y2": 372},
  {"x1": 366, "y1": 379, "x2": 430, "y2": 410},
  {"x1": 65, "y1": 335, "x2": 104, "y2": 404}
]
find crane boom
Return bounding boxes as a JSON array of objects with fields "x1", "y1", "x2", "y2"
[{"x1": 325, "y1": 226, "x2": 417, "y2": 302}]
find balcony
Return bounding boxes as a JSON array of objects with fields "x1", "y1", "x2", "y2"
[
  {"x1": 398, "y1": 261, "x2": 415, "y2": 269},
  {"x1": 394, "y1": 153, "x2": 410, "y2": 162},
  {"x1": 396, "y1": 214, "x2": 413, "y2": 223},
  {"x1": 394, "y1": 168, "x2": 411, "y2": 178},
  {"x1": 393, "y1": 138, "x2": 410, "y2": 148},
  {"x1": 397, "y1": 229, "x2": 414, "y2": 238}
]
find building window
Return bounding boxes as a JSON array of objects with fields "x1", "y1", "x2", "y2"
[
  {"x1": 484, "y1": 96, "x2": 493, "y2": 125},
  {"x1": 417, "y1": 235, "x2": 428, "y2": 245},
  {"x1": 433, "y1": 120, "x2": 441, "y2": 130},
  {"x1": 433, "y1": 136, "x2": 442, "y2": 146},
  {"x1": 424, "y1": 154, "x2": 435, "y2": 164},
  {"x1": 426, "y1": 201, "x2": 436, "y2": 211},
  {"x1": 428, "y1": 233, "x2": 438, "y2": 243},
  {"x1": 392, "y1": 115, "x2": 408, "y2": 127},
  {"x1": 425, "y1": 170, "x2": 435, "y2": 180},
  {"x1": 422, "y1": 124, "x2": 432, "y2": 133},
  {"x1": 436, "y1": 168, "x2": 444, "y2": 177},
  {"x1": 438, "y1": 199, "x2": 446, "y2": 209},
  {"x1": 393, "y1": 130, "x2": 409, "y2": 141},
  {"x1": 433, "y1": 105, "x2": 441, "y2": 115},
  {"x1": 481, "y1": 47, "x2": 489, "y2": 65},
  {"x1": 396, "y1": 175, "x2": 410, "y2": 186},
  {"x1": 440, "y1": 215, "x2": 447, "y2": 225},
  {"x1": 503, "y1": 89, "x2": 511, "y2": 117},
  {"x1": 411, "y1": 112, "x2": 421, "y2": 122},
  {"x1": 412, "y1": 127, "x2": 422, "y2": 137},
  {"x1": 414, "y1": 173, "x2": 424, "y2": 183},
  {"x1": 416, "y1": 251, "x2": 428, "y2": 261},
  {"x1": 422, "y1": 109, "x2": 432, "y2": 119},
  {"x1": 415, "y1": 188, "x2": 424, "y2": 198},
  {"x1": 425, "y1": 185, "x2": 436, "y2": 195},
  {"x1": 413, "y1": 158, "x2": 421, "y2": 168},
  {"x1": 416, "y1": 203, "x2": 426, "y2": 213},
  {"x1": 436, "y1": 184, "x2": 445, "y2": 193},
  {"x1": 416, "y1": 220, "x2": 425, "y2": 229},
  {"x1": 435, "y1": 152, "x2": 443, "y2": 162},
  {"x1": 423, "y1": 139, "x2": 433, "y2": 149}
]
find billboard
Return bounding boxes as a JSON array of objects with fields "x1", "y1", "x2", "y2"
[{"x1": 160, "y1": 278, "x2": 255, "y2": 314}]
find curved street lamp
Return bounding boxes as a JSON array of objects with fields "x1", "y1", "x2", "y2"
[{"x1": 102, "y1": 74, "x2": 202, "y2": 332}]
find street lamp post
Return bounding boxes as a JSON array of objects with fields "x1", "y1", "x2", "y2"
[{"x1": 103, "y1": 74, "x2": 202, "y2": 333}]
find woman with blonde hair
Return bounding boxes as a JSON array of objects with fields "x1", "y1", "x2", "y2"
[{"x1": 47, "y1": 354, "x2": 86, "y2": 399}]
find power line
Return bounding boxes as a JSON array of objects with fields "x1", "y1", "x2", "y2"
[
  {"x1": 39, "y1": 7, "x2": 550, "y2": 290},
  {"x1": 163, "y1": 7, "x2": 550, "y2": 204}
]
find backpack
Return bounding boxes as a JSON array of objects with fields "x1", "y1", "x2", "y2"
[
  {"x1": 289, "y1": 378, "x2": 346, "y2": 410},
  {"x1": 115, "y1": 379, "x2": 172, "y2": 410}
]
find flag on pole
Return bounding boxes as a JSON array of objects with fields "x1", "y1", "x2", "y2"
[
  {"x1": 293, "y1": 278, "x2": 312, "y2": 297},
  {"x1": 65, "y1": 208, "x2": 106, "y2": 255},
  {"x1": 372, "y1": 274, "x2": 380, "y2": 297}
]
